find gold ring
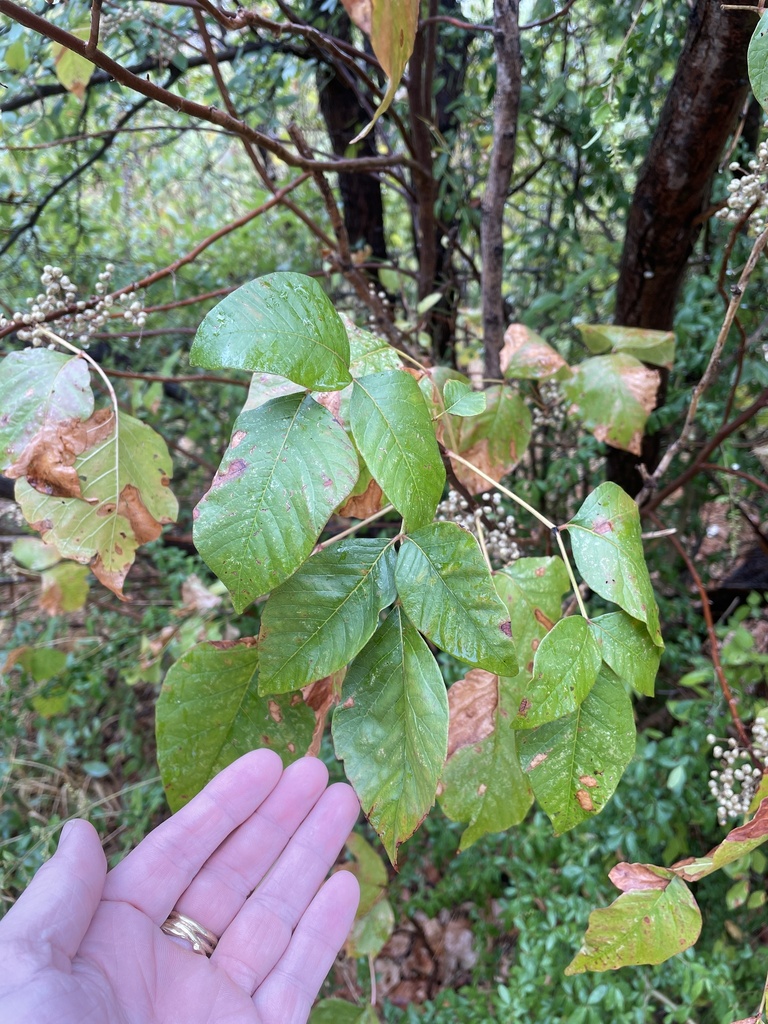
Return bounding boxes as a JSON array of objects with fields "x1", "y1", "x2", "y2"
[{"x1": 160, "y1": 910, "x2": 219, "y2": 957}]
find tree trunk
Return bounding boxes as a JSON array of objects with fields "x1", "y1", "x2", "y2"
[{"x1": 609, "y1": 0, "x2": 757, "y2": 493}]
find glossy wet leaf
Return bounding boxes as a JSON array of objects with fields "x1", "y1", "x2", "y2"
[
  {"x1": 440, "y1": 672, "x2": 533, "y2": 849},
  {"x1": 500, "y1": 324, "x2": 570, "y2": 380},
  {"x1": 567, "y1": 482, "x2": 662, "y2": 647},
  {"x1": 343, "y1": 315, "x2": 402, "y2": 377},
  {"x1": 514, "y1": 616, "x2": 601, "y2": 729},
  {"x1": 562, "y1": 353, "x2": 659, "y2": 455},
  {"x1": 332, "y1": 608, "x2": 449, "y2": 864},
  {"x1": 590, "y1": 611, "x2": 661, "y2": 697},
  {"x1": 350, "y1": 371, "x2": 444, "y2": 530},
  {"x1": 257, "y1": 538, "x2": 396, "y2": 694},
  {"x1": 449, "y1": 385, "x2": 532, "y2": 494},
  {"x1": 193, "y1": 393, "x2": 358, "y2": 612},
  {"x1": 517, "y1": 668, "x2": 636, "y2": 834},
  {"x1": 396, "y1": 522, "x2": 517, "y2": 675},
  {"x1": 748, "y1": 12, "x2": 768, "y2": 113},
  {"x1": 156, "y1": 641, "x2": 314, "y2": 812},
  {"x1": 16, "y1": 410, "x2": 177, "y2": 598},
  {"x1": 191, "y1": 273, "x2": 352, "y2": 391},
  {"x1": 566, "y1": 872, "x2": 701, "y2": 974},
  {"x1": 576, "y1": 324, "x2": 675, "y2": 369},
  {"x1": 494, "y1": 557, "x2": 570, "y2": 676},
  {"x1": 442, "y1": 378, "x2": 487, "y2": 416},
  {"x1": 0, "y1": 349, "x2": 93, "y2": 471}
]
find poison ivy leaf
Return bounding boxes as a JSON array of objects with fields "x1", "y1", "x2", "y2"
[
  {"x1": 442, "y1": 378, "x2": 487, "y2": 417},
  {"x1": 193, "y1": 393, "x2": 358, "y2": 612},
  {"x1": 40, "y1": 562, "x2": 90, "y2": 615},
  {"x1": 342, "y1": 315, "x2": 402, "y2": 377},
  {"x1": 350, "y1": 371, "x2": 444, "y2": 530},
  {"x1": 257, "y1": 539, "x2": 396, "y2": 694},
  {"x1": 575, "y1": 324, "x2": 675, "y2": 370},
  {"x1": 242, "y1": 372, "x2": 303, "y2": 412},
  {"x1": 0, "y1": 349, "x2": 93, "y2": 471},
  {"x1": 332, "y1": 608, "x2": 449, "y2": 864},
  {"x1": 449, "y1": 385, "x2": 532, "y2": 494},
  {"x1": 11, "y1": 537, "x2": 60, "y2": 572},
  {"x1": 345, "y1": 0, "x2": 419, "y2": 142},
  {"x1": 440, "y1": 671, "x2": 533, "y2": 849},
  {"x1": 671, "y1": 799, "x2": 768, "y2": 882},
  {"x1": 337, "y1": 463, "x2": 387, "y2": 519},
  {"x1": 346, "y1": 831, "x2": 388, "y2": 916},
  {"x1": 51, "y1": 27, "x2": 94, "y2": 101},
  {"x1": 494, "y1": 557, "x2": 570, "y2": 675},
  {"x1": 191, "y1": 273, "x2": 352, "y2": 391},
  {"x1": 310, "y1": 1000, "x2": 378, "y2": 1024},
  {"x1": 748, "y1": 12, "x2": 768, "y2": 113},
  {"x1": 567, "y1": 482, "x2": 663, "y2": 647},
  {"x1": 500, "y1": 324, "x2": 570, "y2": 380},
  {"x1": 562, "y1": 354, "x2": 659, "y2": 455},
  {"x1": 303, "y1": 671, "x2": 345, "y2": 757},
  {"x1": 156, "y1": 641, "x2": 315, "y2": 812},
  {"x1": 15, "y1": 410, "x2": 177, "y2": 598},
  {"x1": 517, "y1": 668, "x2": 636, "y2": 834},
  {"x1": 590, "y1": 611, "x2": 661, "y2": 697},
  {"x1": 396, "y1": 522, "x2": 518, "y2": 675},
  {"x1": 566, "y1": 870, "x2": 701, "y2": 974},
  {"x1": 514, "y1": 616, "x2": 601, "y2": 729},
  {"x1": 346, "y1": 896, "x2": 395, "y2": 958}
]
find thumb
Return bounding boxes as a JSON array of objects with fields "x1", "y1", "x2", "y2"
[{"x1": 0, "y1": 819, "x2": 107, "y2": 961}]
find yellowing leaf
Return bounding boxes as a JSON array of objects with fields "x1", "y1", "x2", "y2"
[{"x1": 51, "y1": 28, "x2": 95, "y2": 101}]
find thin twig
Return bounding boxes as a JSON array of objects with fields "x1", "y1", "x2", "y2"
[
  {"x1": 521, "y1": 0, "x2": 578, "y2": 30},
  {"x1": 474, "y1": 511, "x2": 493, "y2": 571},
  {"x1": 315, "y1": 506, "x2": 396, "y2": 552},
  {"x1": 86, "y1": 0, "x2": 103, "y2": 56},
  {"x1": 445, "y1": 450, "x2": 556, "y2": 530},
  {"x1": 553, "y1": 527, "x2": 589, "y2": 618}
]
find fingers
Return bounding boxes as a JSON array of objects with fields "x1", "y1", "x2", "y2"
[
  {"x1": 0, "y1": 819, "x2": 106, "y2": 963},
  {"x1": 173, "y1": 756, "x2": 330, "y2": 936},
  {"x1": 252, "y1": 870, "x2": 360, "y2": 1024},
  {"x1": 212, "y1": 781, "x2": 360, "y2": 994},
  {"x1": 103, "y1": 749, "x2": 283, "y2": 922}
]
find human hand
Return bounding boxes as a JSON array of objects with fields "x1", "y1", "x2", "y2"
[{"x1": 0, "y1": 751, "x2": 360, "y2": 1024}]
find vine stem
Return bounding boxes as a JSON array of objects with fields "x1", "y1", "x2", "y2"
[
  {"x1": 314, "y1": 505, "x2": 395, "y2": 552},
  {"x1": 37, "y1": 328, "x2": 118, "y2": 423},
  {"x1": 445, "y1": 449, "x2": 589, "y2": 618},
  {"x1": 473, "y1": 511, "x2": 492, "y2": 572}
]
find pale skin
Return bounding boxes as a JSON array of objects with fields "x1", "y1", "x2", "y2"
[{"x1": 0, "y1": 750, "x2": 361, "y2": 1024}]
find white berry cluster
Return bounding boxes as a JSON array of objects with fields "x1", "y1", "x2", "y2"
[
  {"x1": 435, "y1": 488, "x2": 520, "y2": 566},
  {"x1": 716, "y1": 140, "x2": 768, "y2": 233},
  {"x1": 706, "y1": 716, "x2": 768, "y2": 826},
  {"x1": 532, "y1": 379, "x2": 566, "y2": 431},
  {"x1": 1, "y1": 264, "x2": 146, "y2": 348}
]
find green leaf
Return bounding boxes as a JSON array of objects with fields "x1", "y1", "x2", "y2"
[
  {"x1": 243, "y1": 372, "x2": 304, "y2": 412},
  {"x1": 671, "y1": 799, "x2": 768, "y2": 883},
  {"x1": 190, "y1": 273, "x2": 352, "y2": 391},
  {"x1": 11, "y1": 537, "x2": 60, "y2": 572},
  {"x1": 0, "y1": 349, "x2": 93, "y2": 471},
  {"x1": 156, "y1": 641, "x2": 315, "y2": 812},
  {"x1": 257, "y1": 539, "x2": 396, "y2": 694},
  {"x1": 517, "y1": 667, "x2": 636, "y2": 834},
  {"x1": 396, "y1": 522, "x2": 517, "y2": 675},
  {"x1": 346, "y1": 831, "x2": 389, "y2": 916},
  {"x1": 575, "y1": 324, "x2": 675, "y2": 370},
  {"x1": 346, "y1": 897, "x2": 395, "y2": 958},
  {"x1": 494, "y1": 557, "x2": 571, "y2": 675},
  {"x1": 500, "y1": 324, "x2": 570, "y2": 380},
  {"x1": 347, "y1": 0, "x2": 419, "y2": 142},
  {"x1": 449, "y1": 385, "x2": 532, "y2": 494},
  {"x1": 562, "y1": 354, "x2": 659, "y2": 455},
  {"x1": 567, "y1": 482, "x2": 663, "y2": 647},
  {"x1": 15, "y1": 410, "x2": 177, "y2": 598},
  {"x1": 514, "y1": 616, "x2": 601, "y2": 729},
  {"x1": 310, "y1": 1000, "x2": 378, "y2": 1024},
  {"x1": 349, "y1": 371, "x2": 444, "y2": 530},
  {"x1": 749, "y1": 12, "x2": 768, "y2": 113},
  {"x1": 193, "y1": 394, "x2": 358, "y2": 612},
  {"x1": 12, "y1": 646, "x2": 68, "y2": 683},
  {"x1": 332, "y1": 608, "x2": 449, "y2": 864},
  {"x1": 590, "y1": 611, "x2": 661, "y2": 697},
  {"x1": 40, "y1": 562, "x2": 90, "y2": 614},
  {"x1": 566, "y1": 871, "x2": 701, "y2": 974},
  {"x1": 442, "y1": 378, "x2": 487, "y2": 417},
  {"x1": 342, "y1": 316, "x2": 402, "y2": 377},
  {"x1": 51, "y1": 27, "x2": 94, "y2": 101},
  {"x1": 440, "y1": 672, "x2": 533, "y2": 849}
]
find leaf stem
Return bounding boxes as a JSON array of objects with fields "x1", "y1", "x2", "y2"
[
  {"x1": 473, "y1": 511, "x2": 492, "y2": 572},
  {"x1": 445, "y1": 450, "x2": 556, "y2": 529},
  {"x1": 315, "y1": 504, "x2": 395, "y2": 551},
  {"x1": 37, "y1": 328, "x2": 119, "y2": 424},
  {"x1": 553, "y1": 527, "x2": 589, "y2": 619}
]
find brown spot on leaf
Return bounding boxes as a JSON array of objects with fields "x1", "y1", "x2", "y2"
[
  {"x1": 499, "y1": 323, "x2": 568, "y2": 379},
  {"x1": 499, "y1": 620, "x2": 512, "y2": 637},
  {"x1": 302, "y1": 670, "x2": 344, "y2": 756},
  {"x1": 338, "y1": 477, "x2": 385, "y2": 519},
  {"x1": 533, "y1": 607, "x2": 555, "y2": 630},
  {"x1": 231, "y1": 429, "x2": 247, "y2": 448},
  {"x1": 534, "y1": 566, "x2": 546, "y2": 577},
  {"x1": 446, "y1": 669, "x2": 497, "y2": 758},
  {"x1": 210, "y1": 458, "x2": 247, "y2": 489},
  {"x1": 517, "y1": 697, "x2": 531, "y2": 718},
  {"x1": 579, "y1": 775, "x2": 599, "y2": 788},
  {"x1": 575, "y1": 789, "x2": 594, "y2": 811},
  {"x1": 528, "y1": 751, "x2": 548, "y2": 770},
  {"x1": 592, "y1": 516, "x2": 613, "y2": 535},
  {"x1": 609, "y1": 862, "x2": 671, "y2": 892},
  {"x1": 477, "y1": 783, "x2": 487, "y2": 796},
  {"x1": 267, "y1": 699, "x2": 283, "y2": 723},
  {"x1": 342, "y1": 696, "x2": 355, "y2": 709}
]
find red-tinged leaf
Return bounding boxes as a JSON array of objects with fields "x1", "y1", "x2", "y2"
[
  {"x1": 448, "y1": 385, "x2": 532, "y2": 494},
  {"x1": 500, "y1": 323, "x2": 570, "y2": 380},
  {"x1": 576, "y1": 323, "x2": 675, "y2": 369},
  {"x1": 609, "y1": 862, "x2": 673, "y2": 892},
  {"x1": 672, "y1": 798, "x2": 768, "y2": 882}
]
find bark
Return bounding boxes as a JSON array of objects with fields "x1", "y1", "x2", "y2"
[
  {"x1": 609, "y1": 0, "x2": 757, "y2": 493},
  {"x1": 481, "y1": 0, "x2": 522, "y2": 379}
]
